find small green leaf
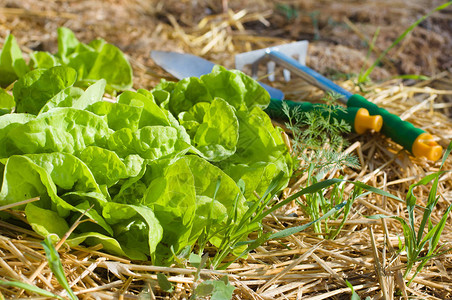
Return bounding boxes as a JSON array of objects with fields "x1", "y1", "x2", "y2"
[
  {"x1": 157, "y1": 273, "x2": 174, "y2": 293},
  {"x1": 189, "y1": 253, "x2": 202, "y2": 268},
  {"x1": 25, "y1": 203, "x2": 70, "y2": 239},
  {"x1": 194, "y1": 281, "x2": 215, "y2": 297},
  {"x1": 199, "y1": 278, "x2": 235, "y2": 300},
  {"x1": 346, "y1": 280, "x2": 361, "y2": 300}
]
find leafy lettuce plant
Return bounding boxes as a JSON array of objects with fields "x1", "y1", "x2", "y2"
[
  {"x1": 0, "y1": 27, "x2": 132, "y2": 92},
  {"x1": 0, "y1": 29, "x2": 293, "y2": 266}
]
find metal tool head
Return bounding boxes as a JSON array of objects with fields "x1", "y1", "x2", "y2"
[
  {"x1": 235, "y1": 41, "x2": 309, "y2": 82},
  {"x1": 150, "y1": 50, "x2": 285, "y2": 100}
]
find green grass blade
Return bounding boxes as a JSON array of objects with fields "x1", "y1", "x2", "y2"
[
  {"x1": 358, "y1": 1, "x2": 452, "y2": 83},
  {"x1": 358, "y1": 26, "x2": 380, "y2": 84},
  {"x1": 236, "y1": 171, "x2": 284, "y2": 230},
  {"x1": 0, "y1": 280, "x2": 65, "y2": 300},
  {"x1": 417, "y1": 181, "x2": 440, "y2": 244},
  {"x1": 346, "y1": 181, "x2": 403, "y2": 202},
  {"x1": 268, "y1": 201, "x2": 347, "y2": 240},
  {"x1": 427, "y1": 203, "x2": 452, "y2": 255},
  {"x1": 41, "y1": 235, "x2": 78, "y2": 300},
  {"x1": 440, "y1": 141, "x2": 452, "y2": 169},
  {"x1": 263, "y1": 178, "x2": 343, "y2": 219},
  {"x1": 391, "y1": 74, "x2": 430, "y2": 81},
  {"x1": 329, "y1": 187, "x2": 364, "y2": 239}
]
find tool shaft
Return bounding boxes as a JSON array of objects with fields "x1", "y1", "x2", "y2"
[{"x1": 266, "y1": 50, "x2": 353, "y2": 102}]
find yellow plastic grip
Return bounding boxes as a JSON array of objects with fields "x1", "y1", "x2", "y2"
[
  {"x1": 412, "y1": 133, "x2": 443, "y2": 161},
  {"x1": 354, "y1": 108, "x2": 383, "y2": 134}
]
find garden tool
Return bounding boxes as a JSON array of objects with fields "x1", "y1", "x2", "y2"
[
  {"x1": 234, "y1": 41, "x2": 443, "y2": 161},
  {"x1": 150, "y1": 50, "x2": 383, "y2": 136}
]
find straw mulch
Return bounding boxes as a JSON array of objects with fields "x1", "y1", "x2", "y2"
[{"x1": 1, "y1": 0, "x2": 452, "y2": 299}]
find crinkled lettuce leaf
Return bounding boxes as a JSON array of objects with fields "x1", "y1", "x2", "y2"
[
  {"x1": 13, "y1": 66, "x2": 77, "y2": 114},
  {"x1": 200, "y1": 65, "x2": 270, "y2": 111},
  {"x1": 56, "y1": 27, "x2": 132, "y2": 91},
  {"x1": 78, "y1": 146, "x2": 129, "y2": 187},
  {"x1": 141, "y1": 155, "x2": 247, "y2": 264},
  {"x1": 87, "y1": 101, "x2": 142, "y2": 131},
  {"x1": 107, "y1": 126, "x2": 189, "y2": 161},
  {"x1": 38, "y1": 86, "x2": 84, "y2": 114},
  {"x1": 182, "y1": 98, "x2": 239, "y2": 162},
  {"x1": 40, "y1": 79, "x2": 106, "y2": 113},
  {"x1": 29, "y1": 51, "x2": 61, "y2": 70},
  {"x1": 168, "y1": 77, "x2": 212, "y2": 116},
  {"x1": 0, "y1": 153, "x2": 111, "y2": 234},
  {"x1": 102, "y1": 202, "x2": 163, "y2": 262},
  {"x1": 219, "y1": 107, "x2": 292, "y2": 199},
  {"x1": 1, "y1": 107, "x2": 110, "y2": 157},
  {"x1": 143, "y1": 157, "x2": 196, "y2": 264},
  {"x1": 117, "y1": 90, "x2": 170, "y2": 127}
]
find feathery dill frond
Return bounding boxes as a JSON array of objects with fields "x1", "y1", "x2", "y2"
[{"x1": 283, "y1": 92, "x2": 359, "y2": 177}]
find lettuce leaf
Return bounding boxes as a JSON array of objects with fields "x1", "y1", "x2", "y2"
[
  {"x1": 78, "y1": 146, "x2": 129, "y2": 187},
  {"x1": 0, "y1": 89, "x2": 15, "y2": 115},
  {"x1": 184, "y1": 98, "x2": 239, "y2": 162},
  {"x1": 55, "y1": 27, "x2": 132, "y2": 91},
  {"x1": 102, "y1": 202, "x2": 163, "y2": 262},
  {"x1": 87, "y1": 101, "x2": 143, "y2": 131},
  {"x1": 143, "y1": 157, "x2": 196, "y2": 264},
  {"x1": 183, "y1": 156, "x2": 247, "y2": 245},
  {"x1": 40, "y1": 79, "x2": 106, "y2": 114},
  {"x1": 1, "y1": 107, "x2": 110, "y2": 157},
  {"x1": 107, "y1": 126, "x2": 189, "y2": 160},
  {"x1": 117, "y1": 90, "x2": 170, "y2": 127},
  {"x1": 0, "y1": 153, "x2": 111, "y2": 233},
  {"x1": 29, "y1": 51, "x2": 61, "y2": 70},
  {"x1": 168, "y1": 77, "x2": 212, "y2": 115},
  {"x1": 86, "y1": 43, "x2": 133, "y2": 90},
  {"x1": 13, "y1": 66, "x2": 77, "y2": 114},
  {"x1": 0, "y1": 34, "x2": 29, "y2": 87},
  {"x1": 218, "y1": 107, "x2": 292, "y2": 200},
  {"x1": 25, "y1": 203, "x2": 70, "y2": 239}
]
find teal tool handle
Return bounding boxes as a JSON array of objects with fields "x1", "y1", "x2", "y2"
[
  {"x1": 266, "y1": 98, "x2": 382, "y2": 134},
  {"x1": 347, "y1": 94, "x2": 442, "y2": 160}
]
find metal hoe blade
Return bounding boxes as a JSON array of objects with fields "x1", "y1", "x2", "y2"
[
  {"x1": 151, "y1": 50, "x2": 285, "y2": 100},
  {"x1": 235, "y1": 41, "x2": 308, "y2": 82},
  {"x1": 235, "y1": 40, "x2": 353, "y2": 103}
]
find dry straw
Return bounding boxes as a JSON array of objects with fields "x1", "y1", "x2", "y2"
[{"x1": 1, "y1": 0, "x2": 452, "y2": 299}]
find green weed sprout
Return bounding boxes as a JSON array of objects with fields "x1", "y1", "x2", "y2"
[
  {"x1": 358, "y1": 1, "x2": 452, "y2": 84},
  {"x1": 370, "y1": 141, "x2": 452, "y2": 286},
  {"x1": 202, "y1": 171, "x2": 350, "y2": 269},
  {"x1": 0, "y1": 235, "x2": 78, "y2": 299},
  {"x1": 41, "y1": 235, "x2": 79, "y2": 300},
  {"x1": 282, "y1": 92, "x2": 360, "y2": 238}
]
